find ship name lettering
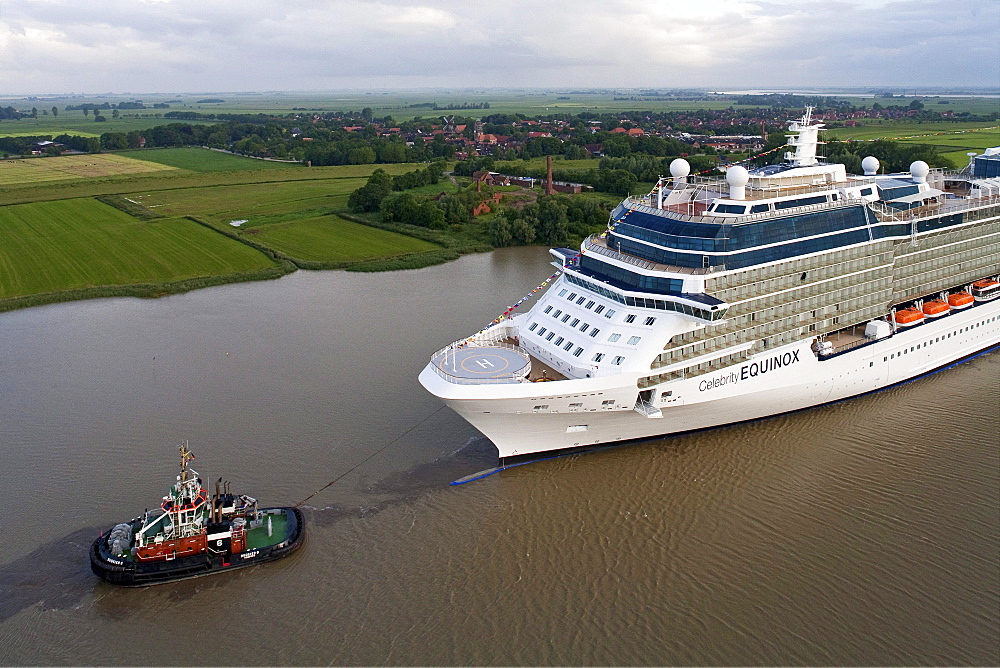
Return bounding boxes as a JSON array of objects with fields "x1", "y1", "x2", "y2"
[{"x1": 700, "y1": 350, "x2": 800, "y2": 392}]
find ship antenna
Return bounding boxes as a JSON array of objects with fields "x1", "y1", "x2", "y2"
[{"x1": 178, "y1": 441, "x2": 195, "y2": 482}]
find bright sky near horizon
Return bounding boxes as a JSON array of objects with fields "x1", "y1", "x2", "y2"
[{"x1": 2, "y1": 0, "x2": 998, "y2": 94}]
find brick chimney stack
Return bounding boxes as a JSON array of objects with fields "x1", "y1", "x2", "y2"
[{"x1": 546, "y1": 155, "x2": 554, "y2": 195}]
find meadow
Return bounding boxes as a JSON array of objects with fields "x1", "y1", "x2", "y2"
[
  {"x1": 4, "y1": 91, "x2": 996, "y2": 132},
  {"x1": 246, "y1": 214, "x2": 440, "y2": 263},
  {"x1": 825, "y1": 122, "x2": 1000, "y2": 167},
  {"x1": 0, "y1": 153, "x2": 179, "y2": 186},
  {"x1": 0, "y1": 198, "x2": 282, "y2": 307},
  {"x1": 0, "y1": 147, "x2": 469, "y2": 312}
]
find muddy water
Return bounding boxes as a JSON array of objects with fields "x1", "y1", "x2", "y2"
[{"x1": 0, "y1": 247, "x2": 996, "y2": 665}]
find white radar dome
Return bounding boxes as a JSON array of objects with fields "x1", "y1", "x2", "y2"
[
  {"x1": 726, "y1": 165, "x2": 749, "y2": 200},
  {"x1": 909, "y1": 160, "x2": 929, "y2": 183},
  {"x1": 861, "y1": 156, "x2": 880, "y2": 176},
  {"x1": 669, "y1": 158, "x2": 691, "y2": 178},
  {"x1": 726, "y1": 165, "x2": 749, "y2": 186}
]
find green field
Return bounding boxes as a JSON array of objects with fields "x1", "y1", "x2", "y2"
[
  {"x1": 123, "y1": 147, "x2": 303, "y2": 172},
  {"x1": 248, "y1": 214, "x2": 439, "y2": 262},
  {"x1": 0, "y1": 153, "x2": 178, "y2": 186},
  {"x1": 4, "y1": 91, "x2": 996, "y2": 130},
  {"x1": 0, "y1": 149, "x2": 465, "y2": 311},
  {"x1": 0, "y1": 199, "x2": 278, "y2": 300},
  {"x1": 825, "y1": 122, "x2": 1000, "y2": 168}
]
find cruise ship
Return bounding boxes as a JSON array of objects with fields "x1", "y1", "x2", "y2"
[{"x1": 419, "y1": 109, "x2": 1000, "y2": 460}]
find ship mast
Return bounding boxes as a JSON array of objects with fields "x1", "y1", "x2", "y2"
[{"x1": 784, "y1": 106, "x2": 826, "y2": 167}]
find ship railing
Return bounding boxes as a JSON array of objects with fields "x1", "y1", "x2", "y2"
[
  {"x1": 428, "y1": 339, "x2": 533, "y2": 385},
  {"x1": 621, "y1": 196, "x2": 869, "y2": 226},
  {"x1": 428, "y1": 364, "x2": 528, "y2": 385},
  {"x1": 583, "y1": 235, "x2": 658, "y2": 270}
]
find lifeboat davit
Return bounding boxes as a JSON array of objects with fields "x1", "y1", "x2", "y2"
[
  {"x1": 971, "y1": 279, "x2": 1000, "y2": 302},
  {"x1": 894, "y1": 307, "x2": 925, "y2": 327},
  {"x1": 922, "y1": 299, "x2": 950, "y2": 318},
  {"x1": 947, "y1": 292, "x2": 974, "y2": 309}
]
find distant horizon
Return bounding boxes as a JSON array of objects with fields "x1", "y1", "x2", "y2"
[
  {"x1": 5, "y1": 86, "x2": 1000, "y2": 100},
  {"x1": 3, "y1": 0, "x2": 998, "y2": 96}
]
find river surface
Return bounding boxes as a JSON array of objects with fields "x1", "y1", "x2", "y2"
[{"x1": 0, "y1": 247, "x2": 997, "y2": 666}]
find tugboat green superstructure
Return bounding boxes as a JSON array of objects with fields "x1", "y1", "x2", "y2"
[{"x1": 90, "y1": 444, "x2": 304, "y2": 586}]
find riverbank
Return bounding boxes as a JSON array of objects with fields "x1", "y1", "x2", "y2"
[{"x1": 0, "y1": 150, "x2": 498, "y2": 314}]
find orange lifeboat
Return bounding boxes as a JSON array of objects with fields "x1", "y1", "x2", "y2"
[
  {"x1": 894, "y1": 307, "x2": 925, "y2": 327},
  {"x1": 971, "y1": 279, "x2": 1000, "y2": 302},
  {"x1": 921, "y1": 299, "x2": 950, "y2": 318},
  {"x1": 947, "y1": 292, "x2": 974, "y2": 309}
]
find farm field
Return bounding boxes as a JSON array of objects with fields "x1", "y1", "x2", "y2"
[
  {"x1": 0, "y1": 198, "x2": 278, "y2": 301},
  {"x1": 0, "y1": 153, "x2": 178, "y2": 186},
  {"x1": 826, "y1": 122, "x2": 1000, "y2": 168},
  {"x1": 4, "y1": 92, "x2": 997, "y2": 131},
  {"x1": 124, "y1": 147, "x2": 303, "y2": 172},
  {"x1": 247, "y1": 214, "x2": 439, "y2": 263},
  {"x1": 129, "y1": 178, "x2": 363, "y2": 226},
  {"x1": 0, "y1": 150, "x2": 461, "y2": 311}
]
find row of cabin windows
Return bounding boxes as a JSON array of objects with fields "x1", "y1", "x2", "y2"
[
  {"x1": 885, "y1": 316, "x2": 997, "y2": 361},
  {"x1": 527, "y1": 323, "x2": 627, "y2": 366},
  {"x1": 554, "y1": 288, "x2": 657, "y2": 326}
]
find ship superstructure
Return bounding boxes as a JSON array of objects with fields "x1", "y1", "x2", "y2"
[{"x1": 419, "y1": 109, "x2": 1000, "y2": 459}]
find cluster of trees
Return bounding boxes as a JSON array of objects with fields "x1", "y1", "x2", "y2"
[
  {"x1": 0, "y1": 134, "x2": 99, "y2": 156},
  {"x1": 408, "y1": 102, "x2": 490, "y2": 110},
  {"x1": 484, "y1": 196, "x2": 611, "y2": 247},
  {"x1": 347, "y1": 164, "x2": 445, "y2": 214},
  {"x1": 823, "y1": 139, "x2": 954, "y2": 173}
]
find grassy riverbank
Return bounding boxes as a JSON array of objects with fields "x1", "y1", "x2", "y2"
[{"x1": 0, "y1": 148, "x2": 476, "y2": 313}]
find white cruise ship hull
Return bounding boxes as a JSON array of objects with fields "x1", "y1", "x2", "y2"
[{"x1": 420, "y1": 301, "x2": 999, "y2": 459}]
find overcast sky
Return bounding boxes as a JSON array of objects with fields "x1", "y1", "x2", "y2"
[{"x1": 2, "y1": 0, "x2": 998, "y2": 95}]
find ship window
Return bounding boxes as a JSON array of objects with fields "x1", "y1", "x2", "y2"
[
  {"x1": 627, "y1": 336, "x2": 641, "y2": 345},
  {"x1": 750, "y1": 203, "x2": 770, "y2": 214},
  {"x1": 537, "y1": 327, "x2": 546, "y2": 336},
  {"x1": 552, "y1": 309, "x2": 562, "y2": 318},
  {"x1": 586, "y1": 300, "x2": 595, "y2": 309},
  {"x1": 590, "y1": 328, "x2": 600, "y2": 338},
  {"x1": 533, "y1": 405, "x2": 549, "y2": 412},
  {"x1": 861, "y1": 188, "x2": 873, "y2": 196},
  {"x1": 561, "y1": 314, "x2": 571, "y2": 323},
  {"x1": 602, "y1": 399, "x2": 615, "y2": 407},
  {"x1": 546, "y1": 332, "x2": 555, "y2": 341},
  {"x1": 625, "y1": 314, "x2": 636, "y2": 323},
  {"x1": 554, "y1": 336, "x2": 564, "y2": 346},
  {"x1": 568, "y1": 292, "x2": 577, "y2": 301},
  {"x1": 571, "y1": 318, "x2": 580, "y2": 327},
  {"x1": 573, "y1": 347, "x2": 584, "y2": 357},
  {"x1": 605, "y1": 309, "x2": 616, "y2": 319},
  {"x1": 612, "y1": 356, "x2": 625, "y2": 365},
  {"x1": 645, "y1": 317, "x2": 656, "y2": 326},
  {"x1": 544, "y1": 305, "x2": 553, "y2": 314},
  {"x1": 580, "y1": 323, "x2": 589, "y2": 333},
  {"x1": 592, "y1": 353, "x2": 605, "y2": 362},
  {"x1": 594, "y1": 305, "x2": 605, "y2": 314},
  {"x1": 529, "y1": 322, "x2": 538, "y2": 331},
  {"x1": 608, "y1": 333, "x2": 621, "y2": 342},
  {"x1": 576, "y1": 297, "x2": 586, "y2": 305},
  {"x1": 558, "y1": 289, "x2": 568, "y2": 297},
  {"x1": 715, "y1": 203, "x2": 748, "y2": 214},
  {"x1": 563, "y1": 341, "x2": 574, "y2": 351}
]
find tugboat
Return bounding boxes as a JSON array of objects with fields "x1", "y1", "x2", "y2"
[{"x1": 90, "y1": 444, "x2": 304, "y2": 586}]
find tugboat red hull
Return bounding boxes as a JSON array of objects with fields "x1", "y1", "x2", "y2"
[{"x1": 90, "y1": 507, "x2": 304, "y2": 587}]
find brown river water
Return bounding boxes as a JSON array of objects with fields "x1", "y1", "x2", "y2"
[{"x1": 0, "y1": 247, "x2": 997, "y2": 665}]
